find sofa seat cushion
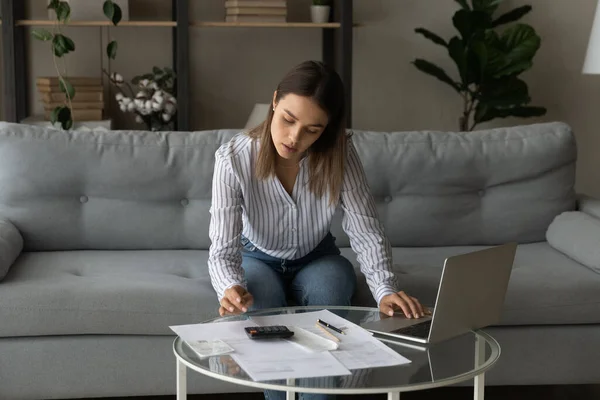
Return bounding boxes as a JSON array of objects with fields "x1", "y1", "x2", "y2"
[
  {"x1": 0, "y1": 250, "x2": 219, "y2": 337},
  {"x1": 344, "y1": 242, "x2": 600, "y2": 326}
]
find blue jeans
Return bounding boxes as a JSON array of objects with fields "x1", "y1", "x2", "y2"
[{"x1": 240, "y1": 233, "x2": 357, "y2": 400}]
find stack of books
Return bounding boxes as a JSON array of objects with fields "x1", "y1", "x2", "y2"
[
  {"x1": 225, "y1": 0, "x2": 287, "y2": 23},
  {"x1": 36, "y1": 77, "x2": 104, "y2": 121}
]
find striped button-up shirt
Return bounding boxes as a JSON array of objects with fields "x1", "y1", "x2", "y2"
[{"x1": 208, "y1": 133, "x2": 399, "y2": 305}]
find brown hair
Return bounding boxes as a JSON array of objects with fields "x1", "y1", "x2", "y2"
[{"x1": 247, "y1": 60, "x2": 348, "y2": 206}]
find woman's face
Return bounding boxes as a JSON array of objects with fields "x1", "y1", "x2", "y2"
[{"x1": 270, "y1": 93, "x2": 329, "y2": 164}]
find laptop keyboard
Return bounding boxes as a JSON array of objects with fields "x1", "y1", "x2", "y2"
[{"x1": 394, "y1": 320, "x2": 432, "y2": 339}]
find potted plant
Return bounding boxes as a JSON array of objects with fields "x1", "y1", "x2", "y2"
[
  {"x1": 106, "y1": 67, "x2": 177, "y2": 131},
  {"x1": 311, "y1": 0, "x2": 331, "y2": 24},
  {"x1": 412, "y1": 0, "x2": 546, "y2": 131},
  {"x1": 32, "y1": 0, "x2": 122, "y2": 130}
]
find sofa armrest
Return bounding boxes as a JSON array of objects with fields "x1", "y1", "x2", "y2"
[
  {"x1": 577, "y1": 193, "x2": 600, "y2": 219},
  {"x1": 0, "y1": 219, "x2": 23, "y2": 281},
  {"x1": 546, "y1": 211, "x2": 600, "y2": 274}
]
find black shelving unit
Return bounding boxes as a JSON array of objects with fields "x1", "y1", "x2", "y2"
[{"x1": 1, "y1": 0, "x2": 354, "y2": 130}]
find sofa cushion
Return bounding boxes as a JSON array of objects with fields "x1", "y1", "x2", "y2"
[
  {"x1": 546, "y1": 211, "x2": 600, "y2": 274},
  {"x1": 0, "y1": 219, "x2": 23, "y2": 281},
  {"x1": 2, "y1": 242, "x2": 597, "y2": 338},
  {"x1": 332, "y1": 122, "x2": 577, "y2": 246},
  {"x1": 0, "y1": 250, "x2": 220, "y2": 338},
  {"x1": 344, "y1": 242, "x2": 600, "y2": 326},
  {"x1": 0, "y1": 122, "x2": 239, "y2": 251}
]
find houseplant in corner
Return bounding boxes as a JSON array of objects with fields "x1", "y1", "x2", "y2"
[
  {"x1": 311, "y1": 0, "x2": 331, "y2": 23},
  {"x1": 412, "y1": 0, "x2": 546, "y2": 131}
]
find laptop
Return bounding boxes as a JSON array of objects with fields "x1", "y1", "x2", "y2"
[{"x1": 360, "y1": 243, "x2": 517, "y2": 345}]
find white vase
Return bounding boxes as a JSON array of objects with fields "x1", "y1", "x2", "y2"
[{"x1": 310, "y1": 5, "x2": 331, "y2": 23}]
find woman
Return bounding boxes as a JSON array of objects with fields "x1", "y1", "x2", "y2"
[{"x1": 208, "y1": 60, "x2": 425, "y2": 400}]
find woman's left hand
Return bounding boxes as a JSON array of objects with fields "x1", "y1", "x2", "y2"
[{"x1": 379, "y1": 291, "x2": 426, "y2": 318}]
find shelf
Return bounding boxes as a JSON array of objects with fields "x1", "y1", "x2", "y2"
[
  {"x1": 15, "y1": 20, "x2": 176, "y2": 27},
  {"x1": 12, "y1": 20, "x2": 349, "y2": 29},
  {"x1": 191, "y1": 22, "x2": 342, "y2": 28}
]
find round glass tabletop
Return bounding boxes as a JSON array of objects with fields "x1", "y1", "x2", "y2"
[{"x1": 173, "y1": 306, "x2": 500, "y2": 395}]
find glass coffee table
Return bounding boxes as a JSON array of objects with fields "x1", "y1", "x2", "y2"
[{"x1": 173, "y1": 306, "x2": 500, "y2": 400}]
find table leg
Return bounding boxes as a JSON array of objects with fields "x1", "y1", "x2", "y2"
[
  {"x1": 177, "y1": 358, "x2": 187, "y2": 400},
  {"x1": 474, "y1": 335, "x2": 485, "y2": 400},
  {"x1": 388, "y1": 392, "x2": 400, "y2": 400},
  {"x1": 286, "y1": 378, "x2": 295, "y2": 400}
]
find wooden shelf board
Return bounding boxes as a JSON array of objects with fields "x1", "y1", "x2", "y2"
[
  {"x1": 10, "y1": 20, "x2": 356, "y2": 29},
  {"x1": 15, "y1": 20, "x2": 176, "y2": 27},
  {"x1": 191, "y1": 21, "x2": 342, "y2": 28}
]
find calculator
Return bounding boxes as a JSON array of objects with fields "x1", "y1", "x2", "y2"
[{"x1": 244, "y1": 325, "x2": 294, "y2": 340}]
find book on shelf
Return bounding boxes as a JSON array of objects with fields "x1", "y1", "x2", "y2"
[
  {"x1": 226, "y1": 7, "x2": 287, "y2": 15},
  {"x1": 225, "y1": 15, "x2": 286, "y2": 22},
  {"x1": 36, "y1": 85, "x2": 103, "y2": 93},
  {"x1": 225, "y1": 0, "x2": 286, "y2": 7},
  {"x1": 42, "y1": 102, "x2": 104, "y2": 110},
  {"x1": 41, "y1": 92, "x2": 104, "y2": 103},
  {"x1": 43, "y1": 109, "x2": 103, "y2": 121},
  {"x1": 36, "y1": 77, "x2": 102, "y2": 86}
]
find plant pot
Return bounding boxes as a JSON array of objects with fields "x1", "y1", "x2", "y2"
[{"x1": 311, "y1": 5, "x2": 330, "y2": 23}]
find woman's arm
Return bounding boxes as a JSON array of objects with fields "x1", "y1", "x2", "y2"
[
  {"x1": 340, "y1": 138, "x2": 399, "y2": 305},
  {"x1": 340, "y1": 138, "x2": 425, "y2": 318},
  {"x1": 207, "y1": 151, "x2": 246, "y2": 302}
]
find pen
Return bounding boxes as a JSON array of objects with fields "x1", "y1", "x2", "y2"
[
  {"x1": 315, "y1": 323, "x2": 341, "y2": 342},
  {"x1": 317, "y1": 319, "x2": 345, "y2": 335}
]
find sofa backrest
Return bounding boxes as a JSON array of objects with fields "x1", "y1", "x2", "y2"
[
  {"x1": 0, "y1": 122, "x2": 238, "y2": 251},
  {"x1": 0, "y1": 121, "x2": 576, "y2": 251},
  {"x1": 331, "y1": 121, "x2": 577, "y2": 247}
]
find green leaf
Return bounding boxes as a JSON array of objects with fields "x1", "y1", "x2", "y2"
[
  {"x1": 52, "y1": 34, "x2": 74, "y2": 56},
  {"x1": 112, "y1": 4, "x2": 123, "y2": 25},
  {"x1": 483, "y1": 25, "x2": 540, "y2": 78},
  {"x1": 57, "y1": 107, "x2": 73, "y2": 130},
  {"x1": 478, "y1": 77, "x2": 530, "y2": 108},
  {"x1": 415, "y1": 28, "x2": 448, "y2": 47},
  {"x1": 59, "y1": 79, "x2": 76, "y2": 99},
  {"x1": 475, "y1": 105, "x2": 546, "y2": 123},
  {"x1": 502, "y1": 24, "x2": 540, "y2": 60},
  {"x1": 472, "y1": 0, "x2": 501, "y2": 15},
  {"x1": 32, "y1": 29, "x2": 53, "y2": 41},
  {"x1": 103, "y1": 1, "x2": 115, "y2": 20},
  {"x1": 412, "y1": 59, "x2": 462, "y2": 92},
  {"x1": 455, "y1": 0, "x2": 470, "y2": 10},
  {"x1": 63, "y1": 36, "x2": 75, "y2": 52},
  {"x1": 471, "y1": 39, "x2": 488, "y2": 83},
  {"x1": 52, "y1": 36, "x2": 66, "y2": 57},
  {"x1": 153, "y1": 66, "x2": 163, "y2": 75},
  {"x1": 47, "y1": 0, "x2": 59, "y2": 10},
  {"x1": 492, "y1": 6, "x2": 532, "y2": 28},
  {"x1": 448, "y1": 37, "x2": 468, "y2": 84},
  {"x1": 50, "y1": 106, "x2": 61, "y2": 124},
  {"x1": 103, "y1": 1, "x2": 122, "y2": 25},
  {"x1": 56, "y1": 2, "x2": 71, "y2": 22},
  {"x1": 452, "y1": 9, "x2": 492, "y2": 41},
  {"x1": 107, "y1": 40, "x2": 118, "y2": 59}
]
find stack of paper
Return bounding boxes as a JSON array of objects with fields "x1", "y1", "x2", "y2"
[{"x1": 170, "y1": 310, "x2": 411, "y2": 382}]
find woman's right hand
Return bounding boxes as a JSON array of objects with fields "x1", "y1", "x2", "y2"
[{"x1": 219, "y1": 285, "x2": 254, "y2": 316}]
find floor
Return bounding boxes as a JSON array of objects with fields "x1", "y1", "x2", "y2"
[{"x1": 85, "y1": 384, "x2": 600, "y2": 400}]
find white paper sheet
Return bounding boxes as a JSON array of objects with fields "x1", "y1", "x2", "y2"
[
  {"x1": 250, "y1": 310, "x2": 411, "y2": 370},
  {"x1": 170, "y1": 319, "x2": 255, "y2": 342},
  {"x1": 225, "y1": 336, "x2": 351, "y2": 381}
]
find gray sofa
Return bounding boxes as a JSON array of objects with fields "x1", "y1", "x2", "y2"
[{"x1": 0, "y1": 120, "x2": 599, "y2": 399}]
